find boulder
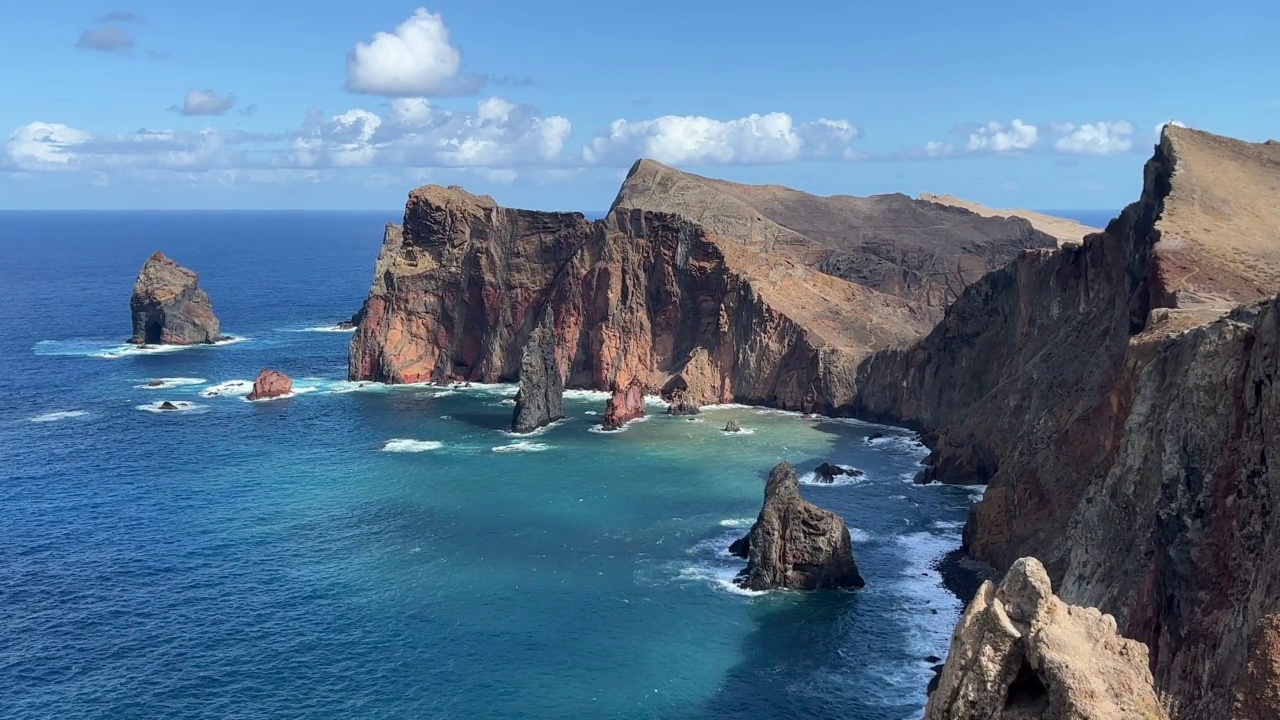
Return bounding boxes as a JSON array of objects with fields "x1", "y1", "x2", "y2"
[
  {"x1": 129, "y1": 251, "x2": 222, "y2": 345},
  {"x1": 814, "y1": 463, "x2": 863, "y2": 483},
  {"x1": 511, "y1": 309, "x2": 565, "y2": 434},
  {"x1": 158, "y1": 401, "x2": 179, "y2": 411},
  {"x1": 723, "y1": 420, "x2": 742, "y2": 433},
  {"x1": 730, "y1": 462, "x2": 865, "y2": 591},
  {"x1": 665, "y1": 388, "x2": 700, "y2": 416},
  {"x1": 924, "y1": 557, "x2": 1165, "y2": 720},
  {"x1": 601, "y1": 377, "x2": 645, "y2": 431},
  {"x1": 247, "y1": 369, "x2": 293, "y2": 401}
]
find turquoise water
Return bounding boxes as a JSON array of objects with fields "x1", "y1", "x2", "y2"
[{"x1": 1, "y1": 211, "x2": 978, "y2": 719}]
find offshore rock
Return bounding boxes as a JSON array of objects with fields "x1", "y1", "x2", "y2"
[
  {"x1": 511, "y1": 309, "x2": 564, "y2": 434},
  {"x1": 731, "y1": 462, "x2": 865, "y2": 591},
  {"x1": 723, "y1": 420, "x2": 742, "y2": 433},
  {"x1": 925, "y1": 557, "x2": 1164, "y2": 720},
  {"x1": 129, "y1": 251, "x2": 222, "y2": 345},
  {"x1": 858, "y1": 126, "x2": 1280, "y2": 717},
  {"x1": 601, "y1": 377, "x2": 645, "y2": 431},
  {"x1": 247, "y1": 369, "x2": 293, "y2": 401},
  {"x1": 814, "y1": 463, "x2": 861, "y2": 484}
]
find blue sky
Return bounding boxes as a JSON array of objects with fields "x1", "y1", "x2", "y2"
[{"x1": 2, "y1": 0, "x2": 1276, "y2": 211}]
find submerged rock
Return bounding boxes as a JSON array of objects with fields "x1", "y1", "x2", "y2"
[
  {"x1": 925, "y1": 557, "x2": 1164, "y2": 720},
  {"x1": 731, "y1": 462, "x2": 865, "y2": 591},
  {"x1": 511, "y1": 310, "x2": 564, "y2": 434},
  {"x1": 247, "y1": 369, "x2": 293, "y2": 400},
  {"x1": 157, "y1": 401, "x2": 179, "y2": 411},
  {"x1": 129, "y1": 251, "x2": 222, "y2": 345},
  {"x1": 665, "y1": 388, "x2": 700, "y2": 416},
  {"x1": 601, "y1": 377, "x2": 645, "y2": 431},
  {"x1": 814, "y1": 463, "x2": 863, "y2": 483},
  {"x1": 723, "y1": 420, "x2": 742, "y2": 433}
]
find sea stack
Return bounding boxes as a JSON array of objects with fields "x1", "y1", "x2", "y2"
[
  {"x1": 511, "y1": 310, "x2": 564, "y2": 434},
  {"x1": 601, "y1": 377, "x2": 646, "y2": 431},
  {"x1": 665, "y1": 388, "x2": 700, "y2": 416},
  {"x1": 729, "y1": 462, "x2": 865, "y2": 591},
  {"x1": 247, "y1": 369, "x2": 293, "y2": 401},
  {"x1": 925, "y1": 557, "x2": 1164, "y2": 720},
  {"x1": 129, "y1": 251, "x2": 222, "y2": 345}
]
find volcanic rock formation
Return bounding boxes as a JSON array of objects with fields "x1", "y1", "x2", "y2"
[
  {"x1": 129, "y1": 251, "x2": 222, "y2": 345},
  {"x1": 858, "y1": 126, "x2": 1280, "y2": 717},
  {"x1": 511, "y1": 309, "x2": 564, "y2": 434},
  {"x1": 925, "y1": 557, "x2": 1164, "y2": 720},
  {"x1": 601, "y1": 377, "x2": 645, "y2": 431},
  {"x1": 247, "y1": 369, "x2": 293, "y2": 401},
  {"x1": 729, "y1": 462, "x2": 865, "y2": 591},
  {"x1": 347, "y1": 162, "x2": 1057, "y2": 411},
  {"x1": 665, "y1": 388, "x2": 700, "y2": 416}
]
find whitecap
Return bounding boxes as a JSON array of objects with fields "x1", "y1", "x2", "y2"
[
  {"x1": 750, "y1": 407, "x2": 804, "y2": 418},
  {"x1": 417, "y1": 389, "x2": 457, "y2": 398},
  {"x1": 850, "y1": 528, "x2": 875, "y2": 543},
  {"x1": 135, "y1": 377, "x2": 207, "y2": 390},
  {"x1": 499, "y1": 418, "x2": 566, "y2": 437},
  {"x1": 701, "y1": 402, "x2": 752, "y2": 410},
  {"x1": 492, "y1": 441, "x2": 552, "y2": 453},
  {"x1": 932, "y1": 520, "x2": 965, "y2": 530},
  {"x1": 326, "y1": 380, "x2": 385, "y2": 394},
  {"x1": 563, "y1": 389, "x2": 612, "y2": 402},
  {"x1": 675, "y1": 563, "x2": 767, "y2": 597},
  {"x1": 893, "y1": 531, "x2": 965, "y2": 658},
  {"x1": 497, "y1": 398, "x2": 517, "y2": 406},
  {"x1": 244, "y1": 386, "x2": 318, "y2": 402},
  {"x1": 94, "y1": 335, "x2": 245, "y2": 359},
  {"x1": 288, "y1": 324, "x2": 357, "y2": 333},
  {"x1": 200, "y1": 380, "x2": 253, "y2": 398},
  {"x1": 135, "y1": 400, "x2": 207, "y2": 414},
  {"x1": 717, "y1": 517, "x2": 755, "y2": 529},
  {"x1": 30, "y1": 410, "x2": 89, "y2": 423},
  {"x1": 583, "y1": 410, "x2": 598, "y2": 416},
  {"x1": 587, "y1": 414, "x2": 651, "y2": 433},
  {"x1": 380, "y1": 439, "x2": 444, "y2": 453}
]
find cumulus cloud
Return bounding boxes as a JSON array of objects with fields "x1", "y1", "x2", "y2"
[
  {"x1": 172, "y1": 89, "x2": 237, "y2": 116},
  {"x1": 5, "y1": 123, "x2": 93, "y2": 169},
  {"x1": 76, "y1": 24, "x2": 135, "y2": 52},
  {"x1": 581, "y1": 112, "x2": 862, "y2": 166},
  {"x1": 345, "y1": 8, "x2": 483, "y2": 97},
  {"x1": 966, "y1": 119, "x2": 1039, "y2": 152},
  {"x1": 1051, "y1": 121, "x2": 1135, "y2": 155},
  {"x1": 3, "y1": 122, "x2": 262, "y2": 172}
]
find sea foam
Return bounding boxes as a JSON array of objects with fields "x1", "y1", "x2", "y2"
[
  {"x1": 135, "y1": 401, "x2": 207, "y2": 414},
  {"x1": 381, "y1": 439, "x2": 444, "y2": 453},
  {"x1": 492, "y1": 441, "x2": 552, "y2": 453},
  {"x1": 30, "y1": 410, "x2": 89, "y2": 423},
  {"x1": 135, "y1": 377, "x2": 207, "y2": 390},
  {"x1": 200, "y1": 380, "x2": 254, "y2": 398}
]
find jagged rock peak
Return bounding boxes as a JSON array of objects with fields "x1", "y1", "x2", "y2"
[
  {"x1": 730, "y1": 462, "x2": 865, "y2": 591},
  {"x1": 511, "y1": 309, "x2": 565, "y2": 434},
  {"x1": 129, "y1": 251, "x2": 222, "y2": 345},
  {"x1": 925, "y1": 557, "x2": 1164, "y2": 720}
]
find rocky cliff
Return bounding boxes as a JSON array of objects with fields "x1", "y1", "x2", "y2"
[
  {"x1": 858, "y1": 127, "x2": 1280, "y2": 717},
  {"x1": 129, "y1": 251, "x2": 222, "y2": 345},
  {"x1": 728, "y1": 462, "x2": 865, "y2": 591},
  {"x1": 925, "y1": 557, "x2": 1164, "y2": 720},
  {"x1": 348, "y1": 161, "x2": 1062, "y2": 410}
]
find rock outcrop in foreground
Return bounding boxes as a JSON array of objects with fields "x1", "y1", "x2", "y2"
[
  {"x1": 729, "y1": 462, "x2": 864, "y2": 591},
  {"x1": 129, "y1": 251, "x2": 222, "y2": 345},
  {"x1": 247, "y1": 369, "x2": 293, "y2": 400},
  {"x1": 601, "y1": 377, "x2": 645, "y2": 431},
  {"x1": 926, "y1": 557, "x2": 1164, "y2": 720},
  {"x1": 347, "y1": 162, "x2": 1058, "y2": 412},
  {"x1": 511, "y1": 309, "x2": 564, "y2": 434},
  {"x1": 859, "y1": 127, "x2": 1280, "y2": 717}
]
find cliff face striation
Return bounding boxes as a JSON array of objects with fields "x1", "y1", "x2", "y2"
[
  {"x1": 129, "y1": 251, "x2": 222, "y2": 345},
  {"x1": 858, "y1": 127, "x2": 1280, "y2": 717},
  {"x1": 348, "y1": 161, "x2": 1060, "y2": 411}
]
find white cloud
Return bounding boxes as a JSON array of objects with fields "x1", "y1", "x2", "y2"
[
  {"x1": 966, "y1": 119, "x2": 1039, "y2": 152},
  {"x1": 174, "y1": 88, "x2": 237, "y2": 116},
  {"x1": 1154, "y1": 119, "x2": 1188, "y2": 135},
  {"x1": 581, "y1": 112, "x2": 861, "y2": 166},
  {"x1": 345, "y1": 8, "x2": 481, "y2": 97},
  {"x1": 5, "y1": 122, "x2": 93, "y2": 169},
  {"x1": 1052, "y1": 121, "x2": 1135, "y2": 155}
]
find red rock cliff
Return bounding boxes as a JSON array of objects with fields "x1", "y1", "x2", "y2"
[
  {"x1": 348, "y1": 175, "x2": 932, "y2": 412},
  {"x1": 855, "y1": 126, "x2": 1280, "y2": 717}
]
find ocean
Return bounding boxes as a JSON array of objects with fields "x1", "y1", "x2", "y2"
[{"x1": 1, "y1": 210, "x2": 990, "y2": 719}]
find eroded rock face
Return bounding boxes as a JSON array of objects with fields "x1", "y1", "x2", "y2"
[
  {"x1": 129, "y1": 251, "x2": 222, "y2": 345},
  {"x1": 511, "y1": 309, "x2": 564, "y2": 434},
  {"x1": 665, "y1": 388, "x2": 700, "y2": 416},
  {"x1": 601, "y1": 377, "x2": 645, "y2": 431},
  {"x1": 730, "y1": 462, "x2": 865, "y2": 591},
  {"x1": 859, "y1": 126, "x2": 1280, "y2": 717},
  {"x1": 343, "y1": 162, "x2": 1066, "y2": 413},
  {"x1": 925, "y1": 557, "x2": 1164, "y2": 720},
  {"x1": 247, "y1": 369, "x2": 293, "y2": 400}
]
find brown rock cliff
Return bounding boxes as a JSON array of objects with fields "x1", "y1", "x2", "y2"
[{"x1": 129, "y1": 251, "x2": 222, "y2": 345}]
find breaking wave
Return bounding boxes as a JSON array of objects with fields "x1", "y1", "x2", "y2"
[
  {"x1": 30, "y1": 410, "x2": 89, "y2": 423},
  {"x1": 380, "y1": 439, "x2": 444, "y2": 453}
]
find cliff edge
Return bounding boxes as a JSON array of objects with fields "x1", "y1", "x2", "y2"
[{"x1": 858, "y1": 126, "x2": 1280, "y2": 717}]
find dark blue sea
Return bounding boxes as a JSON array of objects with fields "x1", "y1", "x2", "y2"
[{"x1": 1, "y1": 211, "x2": 995, "y2": 719}]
